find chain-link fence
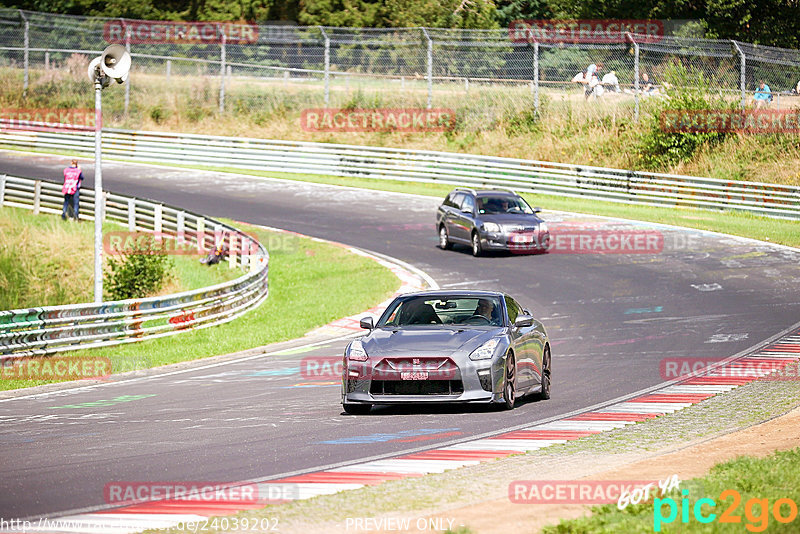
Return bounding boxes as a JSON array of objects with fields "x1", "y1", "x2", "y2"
[{"x1": 1, "y1": 8, "x2": 799, "y2": 127}]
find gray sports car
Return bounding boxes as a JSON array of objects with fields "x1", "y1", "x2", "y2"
[{"x1": 341, "y1": 290, "x2": 551, "y2": 414}]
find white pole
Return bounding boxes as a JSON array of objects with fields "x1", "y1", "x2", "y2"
[
  {"x1": 94, "y1": 79, "x2": 104, "y2": 303},
  {"x1": 124, "y1": 23, "x2": 131, "y2": 116}
]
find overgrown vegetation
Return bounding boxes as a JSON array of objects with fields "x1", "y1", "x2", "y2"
[
  {"x1": 104, "y1": 234, "x2": 174, "y2": 300},
  {"x1": 638, "y1": 63, "x2": 736, "y2": 169},
  {"x1": 3, "y1": 66, "x2": 798, "y2": 185},
  {"x1": 0, "y1": 207, "x2": 238, "y2": 309}
]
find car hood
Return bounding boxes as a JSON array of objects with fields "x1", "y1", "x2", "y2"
[
  {"x1": 363, "y1": 327, "x2": 501, "y2": 357},
  {"x1": 480, "y1": 213, "x2": 543, "y2": 226}
]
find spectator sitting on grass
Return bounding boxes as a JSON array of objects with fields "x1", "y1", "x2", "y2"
[
  {"x1": 753, "y1": 80, "x2": 772, "y2": 109},
  {"x1": 639, "y1": 72, "x2": 657, "y2": 94}
]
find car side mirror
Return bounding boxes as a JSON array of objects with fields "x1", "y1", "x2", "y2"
[
  {"x1": 359, "y1": 317, "x2": 374, "y2": 330},
  {"x1": 533, "y1": 207, "x2": 543, "y2": 214},
  {"x1": 514, "y1": 314, "x2": 534, "y2": 328},
  {"x1": 461, "y1": 206, "x2": 473, "y2": 214}
]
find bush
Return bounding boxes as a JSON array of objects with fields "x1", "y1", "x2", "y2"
[
  {"x1": 105, "y1": 235, "x2": 173, "y2": 301},
  {"x1": 149, "y1": 104, "x2": 171, "y2": 124},
  {"x1": 638, "y1": 62, "x2": 736, "y2": 169}
]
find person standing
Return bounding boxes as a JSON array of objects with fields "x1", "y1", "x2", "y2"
[{"x1": 62, "y1": 159, "x2": 83, "y2": 220}]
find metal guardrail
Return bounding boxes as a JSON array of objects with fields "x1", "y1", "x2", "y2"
[
  {"x1": 1, "y1": 122, "x2": 799, "y2": 219},
  {"x1": 0, "y1": 174, "x2": 269, "y2": 359}
]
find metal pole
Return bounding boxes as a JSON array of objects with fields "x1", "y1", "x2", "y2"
[
  {"x1": 20, "y1": 11, "x2": 29, "y2": 95},
  {"x1": 732, "y1": 41, "x2": 746, "y2": 109},
  {"x1": 629, "y1": 33, "x2": 640, "y2": 123},
  {"x1": 94, "y1": 79, "x2": 103, "y2": 303},
  {"x1": 124, "y1": 22, "x2": 131, "y2": 116},
  {"x1": 533, "y1": 41, "x2": 540, "y2": 115},
  {"x1": 422, "y1": 28, "x2": 433, "y2": 109},
  {"x1": 219, "y1": 33, "x2": 226, "y2": 113},
  {"x1": 320, "y1": 27, "x2": 330, "y2": 106}
]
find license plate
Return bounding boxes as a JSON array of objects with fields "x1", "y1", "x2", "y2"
[
  {"x1": 401, "y1": 371, "x2": 429, "y2": 380},
  {"x1": 512, "y1": 234, "x2": 534, "y2": 243}
]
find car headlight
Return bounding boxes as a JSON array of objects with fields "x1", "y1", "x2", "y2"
[
  {"x1": 470, "y1": 338, "x2": 501, "y2": 360},
  {"x1": 538, "y1": 222, "x2": 548, "y2": 233},
  {"x1": 482, "y1": 222, "x2": 501, "y2": 233},
  {"x1": 347, "y1": 339, "x2": 368, "y2": 361}
]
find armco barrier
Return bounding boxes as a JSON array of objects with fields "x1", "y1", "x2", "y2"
[
  {"x1": 0, "y1": 122, "x2": 798, "y2": 219},
  {"x1": 0, "y1": 175, "x2": 269, "y2": 359}
]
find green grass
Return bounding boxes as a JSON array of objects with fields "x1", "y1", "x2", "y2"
[
  {"x1": 542, "y1": 447, "x2": 800, "y2": 533},
  {"x1": 0, "y1": 206, "x2": 239, "y2": 309},
  {"x1": 1, "y1": 220, "x2": 399, "y2": 391}
]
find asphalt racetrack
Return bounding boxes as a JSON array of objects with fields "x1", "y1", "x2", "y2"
[{"x1": 1, "y1": 151, "x2": 799, "y2": 520}]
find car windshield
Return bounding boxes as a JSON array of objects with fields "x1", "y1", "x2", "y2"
[
  {"x1": 477, "y1": 196, "x2": 534, "y2": 215},
  {"x1": 379, "y1": 296, "x2": 504, "y2": 327}
]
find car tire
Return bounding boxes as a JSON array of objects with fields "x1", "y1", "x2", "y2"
[
  {"x1": 343, "y1": 403, "x2": 372, "y2": 415},
  {"x1": 502, "y1": 352, "x2": 516, "y2": 410},
  {"x1": 471, "y1": 232, "x2": 483, "y2": 257},
  {"x1": 438, "y1": 225, "x2": 451, "y2": 250},
  {"x1": 538, "y1": 346, "x2": 551, "y2": 400}
]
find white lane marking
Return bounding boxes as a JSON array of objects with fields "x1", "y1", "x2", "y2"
[
  {"x1": 439, "y1": 441, "x2": 554, "y2": 452},
  {"x1": 330, "y1": 459, "x2": 481, "y2": 474},
  {"x1": 602, "y1": 402, "x2": 695, "y2": 413},
  {"x1": 753, "y1": 352, "x2": 800, "y2": 358},
  {"x1": 481, "y1": 438, "x2": 570, "y2": 448},
  {"x1": 529, "y1": 421, "x2": 633, "y2": 431},
  {"x1": 705, "y1": 333, "x2": 749, "y2": 343},
  {"x1": 659, "y1": 385, "x2": 738, "y2": 394},
  {"x1": 691, "y1": 283, "x2": 723, "y2": 292}
]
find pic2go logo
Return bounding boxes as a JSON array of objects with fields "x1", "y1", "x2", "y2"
[{"x1": 654, "y1": 489, "x2": 799, "y2": 532}]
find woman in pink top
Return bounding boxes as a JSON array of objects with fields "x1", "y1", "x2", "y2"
[{"x1": 62, "y1": 159, "x2": 84, "y2": 220}]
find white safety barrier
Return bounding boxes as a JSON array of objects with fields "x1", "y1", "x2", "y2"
[
  {"x1": 0, "y1": 174, "x2": 269, "y2": 359},
  {"x1": 0, "y1": 123, "x2": 798, "y2": 219}
]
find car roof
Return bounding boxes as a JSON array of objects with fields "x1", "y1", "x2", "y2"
[
  {"x1": 449, "y1": 188, "x2": 519, "y2": 198},
  {"x1": 475, "y1": 190, "x2": 518, "y2": 197},
  {"x1": 397, "y1": 290, "x2": 506, "y2": 299}
]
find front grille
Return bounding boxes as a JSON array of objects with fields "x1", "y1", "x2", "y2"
[
  {"x1": 373, "y1": 357, "x2": 457, "y2": 376},
  {"x1": 370, "y1": 380, "x2": 464, "y2": 396}
]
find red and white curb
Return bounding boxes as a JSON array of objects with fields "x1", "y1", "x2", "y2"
[{"x1": 17, "y1": 332, "x2": 799, "y2": 533}]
